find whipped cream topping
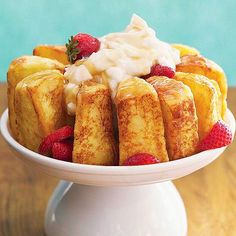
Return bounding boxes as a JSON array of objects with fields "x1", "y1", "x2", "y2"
[
  {"x1": 64, "y1": 64, "x2": 92, "y2": 84},
  {"x1": 64, "y1": 14, "x2": 180, "y2": 115}
]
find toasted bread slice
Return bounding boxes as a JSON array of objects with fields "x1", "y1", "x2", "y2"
[
  {"x1": 115, "y1": 77, "x2": 168, "y2": 165},
  {"x1": 176, "y1": 55, "x2": 227, "y2": 118},
  {"x1": 73, "y1": 81, "x2": 117, "y2": 165},
  {"x1": 174, "y1": 72, "x2": 221, "y2": 140},
  {"x1": 33, "y1": 45, "x2": 69, "y2": 65},
  {"x1": 172, "y1": 44, "x2": 200, "y2": 57},
  {"x1": 14, "y1": 70, "x2": 66, "y2": 151},
  {"x1": 148, "y1": 76, "x2": 199, "y2": 160},
  {"x1": 7, "y1": 55, "x2": 64, "y2": 139},
  {"x1": 209, "y1": 79, "x2": 223, "y2": 118}
]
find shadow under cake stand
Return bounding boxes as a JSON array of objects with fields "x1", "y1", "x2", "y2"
[{"x1": 1, "y1": 109, "x2": 235, "y2": 236}]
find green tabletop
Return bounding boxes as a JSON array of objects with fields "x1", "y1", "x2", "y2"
[{"x1": 1, "y1": 0, "x2": 235, "y2": 85}]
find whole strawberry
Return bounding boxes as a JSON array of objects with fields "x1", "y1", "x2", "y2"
[
  {"x1": 143, "y1": 64, "x2": 175, "y2": 79},
  {"x1": 66, "y1": 33, "x2": 100, "y2": 63},
  {"x1": 199, "y1": 120, "x2": 233, "y2": 151},
  {"x1": 123, "y1": 153, "x2": 160, "y2": 166}
]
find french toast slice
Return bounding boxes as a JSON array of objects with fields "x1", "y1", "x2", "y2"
[
  {"x1": 176, "y1": 55, "x2": 227, "y2": 118},
  {"x1": 115, "y1": 77, "x2": 169, "y2": 165},
  {"x1": 174, "y1": 72, "x2": 221, "y2": 141},
  {"x1": 172, "y1": 44, "x2": 200, "y2": 57},
  {"x1": 73, "y1": 81, "x2": 117, "y2": 165},
  {"x1": 14, "y1": 70, "x2": 66, "y2": 151},
  {"x1": 147, "y1": 76, "x2": 199, "y2": 160},
  {"x1": 33, "y1": 45, "x2": 69, "y2": 65},
  {"x1": 7, "y1": 55, "x2": 64, "y2": 139}
]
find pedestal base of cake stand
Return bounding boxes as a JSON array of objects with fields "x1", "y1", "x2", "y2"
[{"x1": 44, "y1": 180, "x2": 187, "y2": 236}]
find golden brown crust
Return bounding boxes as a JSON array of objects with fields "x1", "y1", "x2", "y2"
[
  {"x1": 147, "y1": 76, "x2": 199, "y2": 160},
  {"x1": 116, "y1": 77, "x2": 157, "y2": 100},
  {"x1": 73, "y1": 83, "x2": 117, "y2": 165},
  {"x1": 171, "y1": 44, "x2": 200, "y2": 57},
  {"x1": 7, "y1": 56, "x2": 65, "y2": 139},
  {"x1": 15, "y1": 70, "x2": 66, "y2": 151},
  {"x1": 176, "y1": 55, "x2": 227, "y2": 118},
  {"x1": 116, "y1": 77, "x2": 168, "y2": 164},
  {"x1": 33, "y1": 45, "x2": 69, "y2": 65},
  {"x1": 174, "y1": 72, "x2": 221, "y2": 141}
]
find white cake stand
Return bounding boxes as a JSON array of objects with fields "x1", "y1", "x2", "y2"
[{"x1": 1, "y1": 109, "x2": 235, "y2": 236}]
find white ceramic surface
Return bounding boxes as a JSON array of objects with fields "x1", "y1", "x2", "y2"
[
  {"x1": 0, "y1": 109, "x2": 235, "y2": 187},
  {"x1": 44, "y1": 181, "x2": 187, "y2": 236}
]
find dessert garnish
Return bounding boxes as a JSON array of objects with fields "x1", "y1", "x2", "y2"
[
  {"x1": 64, "y1": 14, "x2": 180, "y2": 113},
  {"x1": 123, "y1": 153, "x2": 160, "y2": 166},
  {"x1": 143, "y1": 64, "x2": 175, "y2": 79},
  {"x1": 52, "y1": 141, "x2": 73, "y2": 162},
  {"x1": 39, "y1": 126, "x2": 74, "y2": 156},
  {"x1": 199, "y1": 120, "x2": 233, "y2": 151},
  {"x1": 66, "y1": 33, "x2": 100, "y2": 63}
]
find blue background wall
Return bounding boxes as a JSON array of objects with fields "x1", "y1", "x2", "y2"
[{"x1": 1, "y1": 0, "x2": 235, "y2": 85}]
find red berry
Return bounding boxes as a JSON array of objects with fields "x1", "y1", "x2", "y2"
[
  {"x1": 66, "y1": 33, "x2": 100, "y2": 63},
  {"x1": 123, "y1": 153, "x2": 160, "y2": 166},
  {"x1": 74, "y1": 33, "x2": 100, "y2": 58},
  {"x1": 199, "y1": 120, "x2": 233, "y2": 151},
  {"x1": 52, "y1": 141, "x2": 73, "y2": 162},
  {"x1": 143, "y1": 64, "x2": 175, "y2": 79},
  {"x1": 39, "y1": 126, "x2": 74, "y2": 156}
]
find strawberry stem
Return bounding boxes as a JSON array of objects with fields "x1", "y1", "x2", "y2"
[{"x1": 65, "y1": 36, "x2": 80, "y2": 64}]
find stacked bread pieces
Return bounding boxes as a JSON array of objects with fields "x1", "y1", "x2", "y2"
[
  {"x1": 7, "y1": 56, "x2": 66, "y2": 151},
  {"x1": 147, "y1": 76, "x2": 199, "y2": 160},
  {"x1": 176, "y1": 55, "x2": 227, "y2": 118},
  {"x1": 15, "y1": 70, "x2": 66, "y2": 151},
  {"x1": 115, "y1": 77, "x2": 169, "y2": 165},
  {"x1": 7, "y1": 56, "x2": 65, "y2": 139},
  {"x1": 7, "y1": 44, "x2": 228, "y2": 165},
  {"x1": 174, "y1": 72, "x2": 221, "y2": 141}
]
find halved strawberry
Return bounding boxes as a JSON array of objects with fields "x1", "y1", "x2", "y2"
[
  {"x1": 123, "y1": 153, "x2": 160, "y2": 166},
  {"x1": 52, "y1": 141, "x2": 73, "y2": 162},
  {"x1": 199, "y1": 120, "x2": 233, "y2": 151},
  {"x1": 143, "y1": 64, "x2": 175, "y2": 79},
  {"x1": 39, "y1": 126, "x2": 74, "y2": 156}
]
